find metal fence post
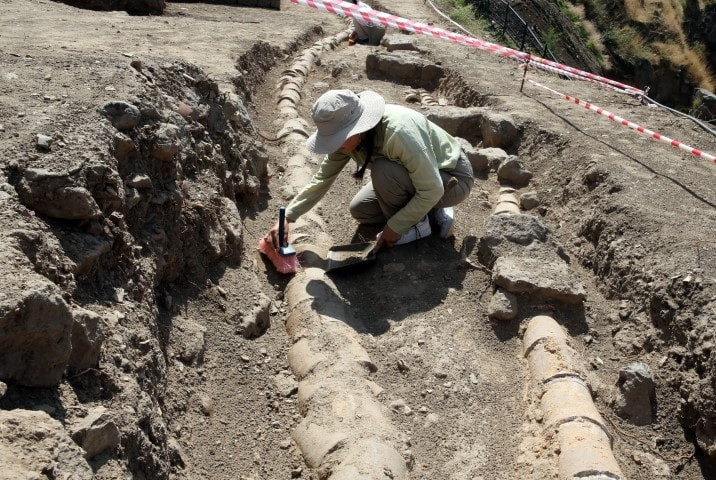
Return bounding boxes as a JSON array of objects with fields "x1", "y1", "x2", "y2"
[
  {"x1": 519, "y1": 22, "x2": 528, "y2": 51},
  {"x1": 502, "y1": 1, "x2": 509, "y2": 37},
  {"x1": 478, "y1": 0, "x2": 560, "y2": 64},
  {"x1": 520, "y1": 53, "x2": 531, "y2": 92}
]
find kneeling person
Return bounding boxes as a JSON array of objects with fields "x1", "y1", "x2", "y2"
[{"x1": 267, "y1": 89, "x2": 474, "y2": 253}]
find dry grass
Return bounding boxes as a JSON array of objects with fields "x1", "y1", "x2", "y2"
[
  {"x1": 606, "y1": 25, "x2": 658, "y2": 62},
  {"x1": 576, "y1": 0, "x2": 715, "y2": 90},
  {"x1": 654, "y1": 42, "x2": 716, "y2": 90},
  {"x1": 623, "y1": 0, "x2": 684, "y2": 37},
  {"x1": 582, "y1": 19, "x2": 610, "y2": 69},
  {"x1": 616, "y1": 0, "x2": 715, "y2": 89}
]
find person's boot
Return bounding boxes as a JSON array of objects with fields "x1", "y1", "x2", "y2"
[
  {"x1": 394, "y1": 215, "x2": 432, "y2": 245},
  {"x1": 377, "y1": 216, "x2": 432, "y2": 245}
]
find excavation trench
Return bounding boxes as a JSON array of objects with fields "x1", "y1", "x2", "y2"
[
  {"x1": 1, "y1": 1, "x2": 714, "y2": 479},
  {"x1": 244, "y1": 13, "x2": 715, "y2": 478},
  {"x1": 245, "y1": 22, "x2": 630, "y2": 479}
]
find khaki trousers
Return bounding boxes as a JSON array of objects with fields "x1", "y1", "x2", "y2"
[
  {"x1": 353, "y1": 22, "x2": 386, "y2": 45},
  {"x1": 349, "y1": 151, "x2": 474, "y2": 225}
]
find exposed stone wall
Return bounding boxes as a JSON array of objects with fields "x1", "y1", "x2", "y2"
[
  {"x1": 53, "y1": 0, "x2": 166, "y2": 14},
  {"x1": 235, "y1": 0, "x2": 281, "y2": 9}
]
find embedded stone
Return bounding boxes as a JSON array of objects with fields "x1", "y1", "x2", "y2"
[
  {"x1": 70, "y1": 407, "x2": 120, "y2": 459},
  {"x1": 101, "y1": 101, "x2": 141, "y2": 130},
  {"x1": 481, "y1": 112, "x2": 520, "y2": 149},
  {"x1": 487, "y1": 287, "x2": 518, "y2": 321},
  {"x1": 69, "y1": 306, "x2": 106, "y2": 371},
  {"x1": 0, "y1": 265, "x2": 73, "y2": 386},
  {"x1": 18, "y1": 169, "x2": 102, "y2": 220},
  {"x1": 497, "y1": 156, "x2": 532, "y2": 186},
  {"x1": 492, "y1": 256, "x2": 586, "y2": 303},
  {"x1": 0, "y1": 409, "x2": 92, "y2": 479},
  {"x1": 615, "y1": 363, "x2": 655, "y2": 426}
]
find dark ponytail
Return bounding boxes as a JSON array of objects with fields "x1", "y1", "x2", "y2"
[{"x1": 353, "y1": 126, "x2": 377, "y2": 181}]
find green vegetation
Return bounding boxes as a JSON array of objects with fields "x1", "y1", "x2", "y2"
[
  {"x1": 586, "y1": 39, "x2": 603, "y2": 62},
  {"x1": 602, "y1": 25, "x2": 655, "y2": 64},
  {"x1": 543, "y1": 27, "x2": 562, "y2": 53},
  {"x1": 555, "y1": 0, "x2": 581, "y2": 23},
  {"x1": 431, "y1": 0, "x2": 489, "y2": 36}
]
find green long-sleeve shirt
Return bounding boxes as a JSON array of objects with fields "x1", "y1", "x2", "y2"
[{"x1": 285, "y1": 104, "x2": 462, "y2": 234}]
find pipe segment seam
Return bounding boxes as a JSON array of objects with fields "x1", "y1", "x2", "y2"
[{"x1": 523, "y1": 315, "x2": 624, "y2": 479}]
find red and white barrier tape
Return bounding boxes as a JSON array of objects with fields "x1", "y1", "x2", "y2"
[
  {"x1": 523, "y1": 61, "x2": 639, "y2": 96},
  {"x1": 527, "y1": 79, "x2": 716, "y2": 164},
  {"x1": 290, "y1": 0, "x2": 644, "y2": 95},
  {"x1": 291, "y1": 0, "x2": 714, "y2": 164}
]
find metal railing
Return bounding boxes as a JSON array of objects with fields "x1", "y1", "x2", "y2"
[{"x1": 471, "y1": 0, "x2": 558, "y2": 62}]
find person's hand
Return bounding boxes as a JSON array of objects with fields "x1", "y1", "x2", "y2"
[
  {"x1": 266, "y1": 219, "x2": 290, "y2": 250},
  {"x1": 374, "y1": 224, "x2": 401, "y2": 252}
]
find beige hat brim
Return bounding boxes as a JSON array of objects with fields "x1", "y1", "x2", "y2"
[{"x1": 306, "y1": 90, "x2": 385, "y2": 154}]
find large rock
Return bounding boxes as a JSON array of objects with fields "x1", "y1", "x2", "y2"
[
  {"x1": 17, "y1": 168, "x2": 102, "y2": 221},
  {"x1": 70, "y1": 407, "x2": 121, "y2": 459},
  {"x1": 481, "y1": 112, "x2": 520, "y2": 149},
  {"x1": 218, "y1": 197, "x2": 244, "y2": 263},
  {"x1": 428, "y1": 108, "x2": 520, "y2": 148},
  {"x1": 426, "y1": 106, "x2": 484, "y2": 141},
  {"x1": 382, "y1": 35, "x2": 423, "y2": 52},
  {"x1": 0, "y1": 261, "x2": 73, "y2": 386},
  {"x1": 497, "y1": 156, "x2": 532, "y2": 187},
  {"x1": 488, "y1": 287, "x2": 518, "y2": 321},
  {"x1": 520, "y1": 191, "x2": 540, "y2": 210},
  {"x1": 366, "y1": 51, "x2": 444, "y2": 90},
  {"x1": 614, "y1": 363, "x2": 655, "y2": 426},
  {"x1": 478, "y1": 214, "x2": 549, "y2": 261},
  {"x1": 101, "y1": 101, "x2": 141, "y2": 130},
  {"x1": 694, "y1": 88, "x2": 716, "y2": 116},
  {"x1": 492, "y1": 256, "x2": 586, "y2": 304},
  {"x1": 69, "y1": 306, "x2": 106, "y2": 371},
  {"x1": 151, "y1": 123, "x2": 182, "y2": 162},
  {"x1": 62, "y1": 231, "x2": 112, "y2": 276},
  {"x1": 455, "y1": 137, "x2": 487, "y2": 172},
  {"x1": 0, "y1": 409, "x2": 92, "y2": 479},
  {"x1": 476, "y1": 147, "x2": 508, "y2": 172}
]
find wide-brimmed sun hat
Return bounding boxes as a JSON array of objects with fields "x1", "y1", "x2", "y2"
[{"x1": 306, "y1": 89, "x2": 385, "y2": 154}]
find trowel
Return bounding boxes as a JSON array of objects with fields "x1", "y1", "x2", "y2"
[{"x1": 326, "y1": 241, "x2": 377, "y2": 273}]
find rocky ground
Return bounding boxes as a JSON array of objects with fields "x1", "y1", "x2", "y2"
[{"x1": 0, "y1": 0, "x2": 715, "y2": 479}]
